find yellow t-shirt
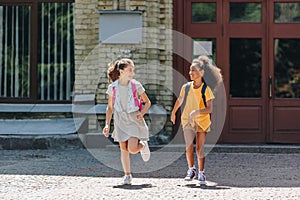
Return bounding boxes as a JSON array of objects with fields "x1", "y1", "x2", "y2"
[{"x1": 179, "y1": 82, "x2": 215, "y2": 130}]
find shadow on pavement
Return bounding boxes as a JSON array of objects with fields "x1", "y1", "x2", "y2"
[
  {"x1": 183, "y1": 184, "x2": 230, "y2": 190},
  {"x1": 113, "y1": 184, "x2": 154, "y2": 190}
]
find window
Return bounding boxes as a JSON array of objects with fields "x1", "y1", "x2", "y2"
[
  {"x1": 274, "y1": 39, "x2": 300, "y2": 98},
  {"x1": 38, "y1": 2, "x2": 74, "y2": 100},
  {"x1": 193, "y1": 38, "x2": 216, "y2": 61},
  {"x1": 192, "y1": 3, "x2": 216, "y2": 23},
  {"x1": 0, "y1": 5, "x2": 31, "y2": 98},
  {"x1": 274, "y1": 3, "x2": 300, "y2": 23},
  {"x1": 0, "y1": 1, "x2": 74, "y2": 101},
  {"x1": 230, "y1": 3, "x2": 261, "y2": 23},
  {"x1": 230, "y1": 38, "x2": 262, "y2": 98}
]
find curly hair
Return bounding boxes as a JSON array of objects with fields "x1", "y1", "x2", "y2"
[{"x1": 198, "y1": 55, "x2": 223, "y2": 90}]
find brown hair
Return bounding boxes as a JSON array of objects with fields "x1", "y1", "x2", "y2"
[
  {"x1": 107, "y1": 58, "x2": 134, "y2": 83},
  {"x1": 198, "y1": 55, "x2": 223, "y2": 89}
]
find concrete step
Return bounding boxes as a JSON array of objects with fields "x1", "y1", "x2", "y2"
[
  {"x1": 0, "y1": 134, "x2": 83, "y2": 150},
  {"x1": 0, "y1": 118, "x2": 87, "y2": 135},
  {"x1": 0, "y1": 104, "x2": 73, "y2": 119},
  {"x1": 0, "y1": 132, "x2": 111, "y2": 150},
  {"x1": 78, "y1": 132, "x2": 117, "y2": 149}
]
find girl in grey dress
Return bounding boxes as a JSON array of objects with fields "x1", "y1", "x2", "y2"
[{"x1": 103, "y1": 58, "x2": 151, "y2": 185}]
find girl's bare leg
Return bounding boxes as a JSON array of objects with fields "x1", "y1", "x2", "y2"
[
  {"x1": 183, "y1": 129, "x2": 196, "y2": 168},
  {"x1": 127, "y1": 137, "x2": 143, "y2": 154},
  {"x1": 119, "y1": 141, "x2": 130, "y2": 175},
  {"x1": 196, "y1": 132, "x2": 207, "y2": 171}
]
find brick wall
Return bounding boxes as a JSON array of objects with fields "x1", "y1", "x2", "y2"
[{"x1": 74, "y1": 0, "x2": 99, "y2": 95}]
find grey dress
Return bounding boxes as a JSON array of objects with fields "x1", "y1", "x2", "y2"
[{"x1": 106, "y1": 80, "x2": 149, "y2": 142}]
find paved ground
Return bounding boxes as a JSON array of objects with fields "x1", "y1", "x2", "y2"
[{"x1": 0, "y1": 148, "x2": 299, "y2": 200}]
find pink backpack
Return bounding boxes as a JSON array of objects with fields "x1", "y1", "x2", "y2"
[{"x1": 112, "y1": 82, "x2": 143, "y2": 111}]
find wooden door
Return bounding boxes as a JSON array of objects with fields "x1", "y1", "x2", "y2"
[
  {"x1": 267, "y1": 0, "x2": 300, "y2": 143},
  {"x1": 174, "y1": 0, "x2": 300, "y2": 143},
  {"x1": 222, "y1": 0, "x2": 267, "y2": 143}
]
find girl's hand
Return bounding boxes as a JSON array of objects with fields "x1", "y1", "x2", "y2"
[
  {"x1": 103, "y1": 124, "x2": 110, "y2": 137},
  {"x1": 136, "y1": 113, "x2": 144, "y2": 120},
  {"x1": 189, "y1": 110, "x2": 196, "y2": 127},
  {"x1": 171, "y1": 112, "x2": 176, "y2": 124}
]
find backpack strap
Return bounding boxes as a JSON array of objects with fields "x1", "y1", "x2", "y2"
[
  {"x1": 201, "y1": 82, "x2": 207, "y2": 107},
  {"x1": 131, "y1": 81, "x2": 143, "y2": 111},
  {"x1": 112, "y1": 86, "x2": 116, "y2": 105},
  {"x1": 111, "y1": 80, "x2": 118, "y2": 106},
  {"x1": 181, "y1": 82, "x2": 191, "y2": 112},
  {"x1": 201, "y1": 81, "x2": 211, "y2": 119},
  {"x1": 131, "y1": 82, "x2": 139, "y2": 107}
]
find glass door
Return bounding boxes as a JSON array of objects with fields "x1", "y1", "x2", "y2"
[
  {"x1": 268, "y1": 1, "x2": 300, "y2": 143},
  {"x1": 223, "y1": 0, "x2": 267, "y2": 143}
]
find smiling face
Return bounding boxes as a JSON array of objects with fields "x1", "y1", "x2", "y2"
[
  {"x1": 119, "y1": 64, "x2": 135, "y2": 81},
  {"x1": 189, "y1": 64, "x2": 204, "y2": 81}
]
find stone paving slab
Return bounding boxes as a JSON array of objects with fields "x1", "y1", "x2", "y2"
[{"x1": 0, "y1": 149, "x2": 299, "y2": 199}]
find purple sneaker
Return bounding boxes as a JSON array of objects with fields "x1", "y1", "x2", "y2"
[
  {"x1": 122, "y1": 174, "x2": 132, "y2": 185},
  {"x1": 184, "y1": 168, "x2": 197, "y2": 181},
  {"x1": 198, "y1": 171, "x2": 207, "y2": 185}
]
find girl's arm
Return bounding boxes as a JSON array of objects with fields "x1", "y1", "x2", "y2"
[
  {"x1": 189, "y1": 99, "x2": 213, "y2": 123},
  {"x1": 137, "y1": 92, "x2": 151, "y2": 120},
  {"x1": 103, "y1": 95, "x2": 113, "y2": 137},
  {"x1": 170, "y1": 95, "x2": 184, "y2": 124}
]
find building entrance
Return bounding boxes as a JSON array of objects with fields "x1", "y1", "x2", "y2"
[{"x1": 174, "y1": 0, "x2": 300, "y2": 143}]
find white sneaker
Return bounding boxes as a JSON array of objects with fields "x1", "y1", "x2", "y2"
[
  {"x1": 122, "y1": 174, "x2": 132, "y2": 185},
  {"x1": 140, "y1": 141, "x2": 150, "y2": 162}
]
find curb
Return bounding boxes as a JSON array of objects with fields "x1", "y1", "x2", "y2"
[
  {"x1": 0, "y1": 135, "x2": 84, "y2": 150},
  {"x1": 1, "y1": 134, "x2": 300, "y2": 153},
  {"x1": 207, "y1": 144, "x2": 300, "y2": 154}
]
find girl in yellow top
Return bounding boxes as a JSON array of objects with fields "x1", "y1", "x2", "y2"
[{"x1": 171, "y1": 56, "x2": 222, "y2": 185}]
